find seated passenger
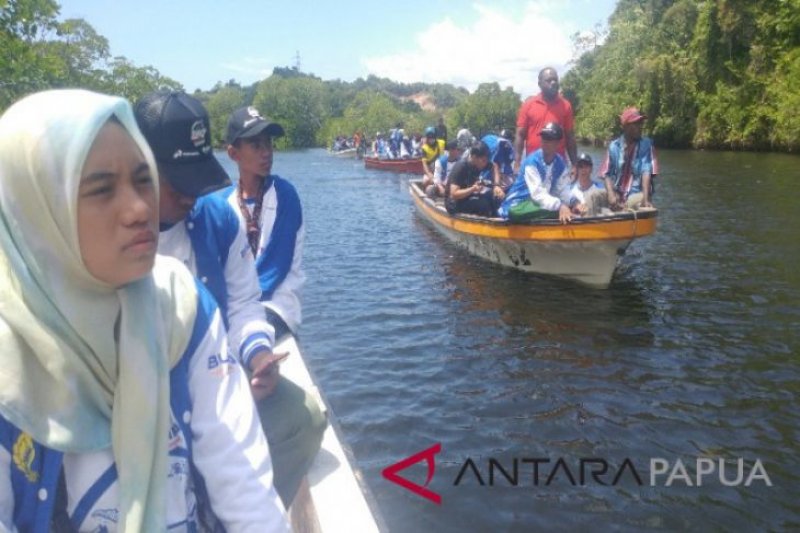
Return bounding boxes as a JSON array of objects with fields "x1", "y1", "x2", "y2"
[
  {"x1": 400, "y1": 135, "x2": 413, "y2": 158},
  {"x1": 411, "y1": 134, "x2": 422, "y2": 157},
  {"x1": 480, "y1": 130, "x2": 516, "y2": 201},
  {"x1": 426, "y1": 140, "x2": 462, "y2": 199},
  {"x1": 135, "y1": 92, "x2": 326, "y2": 509},
  {"x1": 599, "y1": 107, "x2": 658, "y2": 210},
  {"x1": 568, "y1": 153, "x2": 609, "y2": 216},
  {"x1": 456, "y1": 127, "x2": 475, "y2": 151},
  {"x1": 445, "y1": 140, "x2": 496, "y2": 217},
  {"x1": 389, "y1": 124, "x2": 404, "y2": 159},
  {"x1": 0, "y1": 89, "x2": 288, "y2": 531},
  {"x1": 421, "y1": 126, "x2": 446, "y2": 191},
  {"x1": 498, "y1": 122, "x2": 573, "y2": 224}
]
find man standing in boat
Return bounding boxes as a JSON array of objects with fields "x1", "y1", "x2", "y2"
[
  {"x1": 599, "y1": 107, "x2": 658, "y2": 210},
  {"x1": 499, "y1": 122, "x2": 573, "y2": 224},
  {"x1": 513, "y1": 67, "x2": 578, "y2": 173}
]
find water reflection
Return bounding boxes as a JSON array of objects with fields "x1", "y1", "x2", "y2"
[{"x1": 219, "y1": 149, "x2": 800, "y2": 531}]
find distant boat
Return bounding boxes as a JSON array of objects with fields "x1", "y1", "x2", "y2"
[
  {"x1": 409, "y1": 180, "x2": 658, "y2": 288},
  {"x1": 329, "y1": 147, "x2": 358, "y2": 158},
  {"x1": 364, "y1": 156, "x2": 424, "y2": 174}
]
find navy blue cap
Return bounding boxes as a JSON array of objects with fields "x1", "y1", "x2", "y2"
[
  {"x1": 134, "y1": 91, "x2": 230, "y2": 197},
  {"x1": 226, "y1": 106, "x2": 285, "y2": 145}
]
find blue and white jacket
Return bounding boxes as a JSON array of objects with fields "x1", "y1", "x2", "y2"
[
  {"x1": 159, "y1": 193, "x2": 274, "y2": 370},
  {"x1": 0, "y1": 282, "x2": 288, "y2": 532},
  {"x1": 481, "y1": 134, "x2": 515, "y2": 180},
  {"x1": 220, "y1": 176, "x2": 305, "y2": 334},
  {"x1": 498, "y1": 149, "x2": 572, "y2": 218}
]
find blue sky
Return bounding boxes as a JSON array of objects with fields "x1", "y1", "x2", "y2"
[{"x1": 59, "y1": 0, "x2": 618, "y2": 97}]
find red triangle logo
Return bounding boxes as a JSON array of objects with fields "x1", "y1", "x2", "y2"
[{"x1": 382, "y1": 443, "x2": 442, "y2": 504}]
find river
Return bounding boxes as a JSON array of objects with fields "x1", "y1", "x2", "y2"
[{"x1": 220, "y1": 148, "x2": 799, "y2": 532}]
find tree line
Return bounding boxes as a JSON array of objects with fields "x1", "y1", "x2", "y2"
[
  {"x1": 561, "y1": 0, "x2": 800, "y2": 152},
  {"x1": 3, "y1": 0, "x2": 798, "y2": 152}
]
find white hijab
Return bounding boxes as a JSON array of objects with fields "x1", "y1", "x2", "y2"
[{"x1": 0, "y1": 89, "x2": 197, "y2": 531}]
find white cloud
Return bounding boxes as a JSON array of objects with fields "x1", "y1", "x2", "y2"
[{"x1": 361, "y1": 2, "x2": 577, "y2": 97}]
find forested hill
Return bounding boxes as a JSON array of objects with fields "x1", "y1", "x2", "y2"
[
  {"x1": 561, "y1": 0, "x2": 800, "y2": 152},
  {"x1": 193, "y1": 70, "x2": 519, "y2": 149},
  {"x1": 3, "y1": 0, "x2": 798, "y2": 152}
]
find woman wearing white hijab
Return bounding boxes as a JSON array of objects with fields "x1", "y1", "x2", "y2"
[{"x1": 0, "y1": 89, "x2": 288, "y2": 532}]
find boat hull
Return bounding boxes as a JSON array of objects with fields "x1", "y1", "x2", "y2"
[
  {"x1": 278, "y1": 334, "x2": 383, "y2": 532},
  {"x1": 364, "y1": 156, "x2": 424, "y2": 174},
  {"x1": 409, "y1": 181, "x2": 657, "y2": 288},
  {"x1": 330, "y1": 148, "x2": 357, "y2": 158}
]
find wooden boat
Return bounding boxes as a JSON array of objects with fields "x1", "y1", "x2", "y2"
[
  {"x1": 278, "y1": 334, "x2": 384, "y2": 532},
  {"x1": 364, "y1": 156, "x2": 424, "y2": 174},
  {"x1": 329, "y1": 147, "x2": 357, "y2": 158},
  {"x1": 409, "y1": 180, "x2": 657, "y2": 288}
]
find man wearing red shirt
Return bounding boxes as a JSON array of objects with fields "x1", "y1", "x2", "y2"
[{"x1": 513, "y1": 67, "x2": 578, "y2": 173}]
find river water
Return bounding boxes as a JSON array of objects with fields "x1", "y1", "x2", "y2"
[{"x1": 220, "y1": 149, "x2": 799, "y2": 532}]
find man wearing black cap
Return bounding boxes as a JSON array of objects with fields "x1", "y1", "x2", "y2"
[
  {"x1": 499, "y1": 122, "x2": 574, "y2": 223},
  {"x1": 134, "y1": 91, "x2": 278, "y2": 378},
  {"x1": 136, "y1": 95, "x2": 325, "y2": 509},
  {"x1": 221, "y1": 106, "x2": 304, "y2": 339},
  {"x1": 222, "y1": 106, "x2": 326, "y2": 508}
]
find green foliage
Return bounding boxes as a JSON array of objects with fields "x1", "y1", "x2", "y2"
[
  {"x1": 252, "y1": 73, "x2": 329, "y2": 149},
  {"x1": 101, "y1": 56, "x2": 183, "y2": 103},
  {"x1": 562, "y1": 0, "x2": 800, "y2": 151},
  {"x1": 449, "y1": 82, "x2": 520, "y2": 138},
  {"x1": 0, "y1": 0, "x2": 181, "y2": 113},
  {"x1": 203, "y1": 84, "x2": 248, "y2": 146},
  {"x1": 317, "y1": 90, "x2": 416, "y2": 146}
]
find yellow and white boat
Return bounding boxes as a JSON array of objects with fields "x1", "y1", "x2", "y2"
[{"x1": 409, "y1": 180, "x2": 658, "y2": 288}]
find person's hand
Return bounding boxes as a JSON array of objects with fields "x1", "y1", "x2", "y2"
[
  {"x1": 513, "y1": 160, "x2": 520, "y2": 174},
  {"x1": 558, "y1": 204, "x2": 573, "y2": 224},
  {"x1": 249, "y1": 350, "x2": 288, "y2": 401},
  {"x1": 493, "y1": 185, "x2": 505, "y2": 200},
  {"x1": 641, "y1": 200, "x2": 654, "y2": 208},
  {"x1": 608, "y1": 192, "x2": 622, "y2": 211},
  {"x1": 572, "y1": 202, "x2": 588, "y2": 215}
]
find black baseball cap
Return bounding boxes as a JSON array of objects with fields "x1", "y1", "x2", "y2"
[
  {"x1": 577, "y1": 153, "x2": 593, "y2": 166},
  {"x1": 539, "y1": 122, "x2": 564, "y2": 141},
  {"x1": 226, "y1": 106, "x2": 285, "y2": 145},
  {"x1": 134, "y1": 91, "x2": 230, "y2": 197}
]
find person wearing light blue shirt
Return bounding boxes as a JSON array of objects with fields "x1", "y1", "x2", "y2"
[{"x1": 599, "y1": 107, "x2": 659, "y2": 210}]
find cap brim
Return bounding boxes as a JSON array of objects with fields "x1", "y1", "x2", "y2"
[
  {"x1": 623, "y1": 115, "x2": 647, "y2": 125},
  {"x1": 160, "y1": 156, "x2": 231, "y2": 198},
  {"x1": 237, "y1": 121, "x2": 285, "y2": 140}
]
